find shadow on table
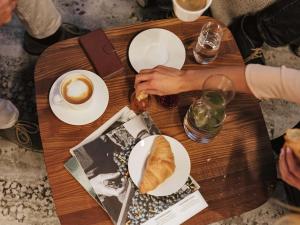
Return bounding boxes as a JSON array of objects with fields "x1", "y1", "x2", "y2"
[{"x1": 220, "y1": 100, "x2": 276, "y2": 217}]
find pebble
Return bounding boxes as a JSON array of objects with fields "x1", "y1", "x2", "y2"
[{"x1": 7, "y1": 80, "x2": 13, "y2": 89}]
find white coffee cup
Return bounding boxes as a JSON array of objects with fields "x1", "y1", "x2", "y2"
[
  {"x1": 173, "y1": 0, "x2": 212, "y2": 22},
  {"x1": 53, "y1": 71, "x2": 95, "y2": 110}
]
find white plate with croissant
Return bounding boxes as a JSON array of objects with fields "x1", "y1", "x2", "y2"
[{"x1": 128, "y1": 135, "x2": 191, "y2": 196}]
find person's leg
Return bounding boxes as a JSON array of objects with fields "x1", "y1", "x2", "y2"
[
  {"x1": 229, "y1": 0, "x2": 300, "y2": 64},
  {"x1": 271, "y1": 122, "x2": 300, "y2": 207},
  {"x1": 15, "y1": 0, "x2": 89, "y2": 55},
  {"x1": 0, "y1": 99, "x2": 19, "y2": 129},
  {"x1": 257, "y1": 0, "x2": 300, "y2": 48},
  {"x1": 0, "y1": 99, "x2": 42, "y2": 150},
  {"x1": 136, "y1": 0, "x2": 174, "y2": 21},
  {"x1": 15, "y1": 0, "x2": 62, "y2": 39}
]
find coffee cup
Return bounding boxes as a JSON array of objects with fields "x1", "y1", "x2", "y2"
[
  {"x1": 173, "y1": 0, "x2": 212, "y2": 22},
  {"x1": 54, "y1": 71, "x2": 94, "y2": 110}
]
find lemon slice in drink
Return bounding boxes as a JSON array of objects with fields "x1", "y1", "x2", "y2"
[{"x1": 191, "y1": 104, "x2": 209, "y2": 128}]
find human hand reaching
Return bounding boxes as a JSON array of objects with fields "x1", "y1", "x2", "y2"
[
  {"x1": 134, "y1": 65, "x2": 187, "y2": 96},
  {"x1": 89, "y1": 172, "x2": 126, "y2": 197},
  {"x1": 0, "y1": 0, "x2": 17, "y2": 26},
  {"x1": 279, "y1": 147, "x2": 300, "y2": 190}
]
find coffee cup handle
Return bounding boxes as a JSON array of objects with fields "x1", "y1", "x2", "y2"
[{"x1": 53, "y1": 95, "x2": 63, "y2": 105}]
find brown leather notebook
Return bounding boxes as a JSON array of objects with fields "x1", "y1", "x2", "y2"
[{"x1": 79, "y1": 29, "x2": 123, "y2": 79}]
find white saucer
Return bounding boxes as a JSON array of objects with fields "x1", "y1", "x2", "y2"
[
  {"x1": 128, "y1": 135, "x2": 191, "y2": 196},
  {"x1": 49, "y1": 70, "x2": 109, "y2": 125},
  {"x1": 128, "y1": 28, "x2": 186, "y2": 72}
]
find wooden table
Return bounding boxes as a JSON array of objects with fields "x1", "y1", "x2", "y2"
[{"x1": 35, "y1": 17, "x2": 276, "y2": 225}]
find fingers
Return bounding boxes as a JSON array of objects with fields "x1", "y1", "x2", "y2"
[
  {"x1": 143, "y1": 89, "x2": 164, "y2": 96},
  {"x1": 135, "y1": 73, "x2": 153, "y2": 86},
  {"x1": 135, "y1": 80, "x2": 152, "y2": 92},
  {"x1": 279, "y1": 148, "x2": 300, "y2": 190},
  {"x1": 135, "y1": 81, "x2": 163, "y2": 96},
  {"x1": 279, "y1": 148, "x2": 289, "y2": 180},
  {"x1": 0, "y1": 0, "x2": 16, "y2": 26},
  {"x1": 286, "y1": 148, "x2": 300, "y2": 179}
]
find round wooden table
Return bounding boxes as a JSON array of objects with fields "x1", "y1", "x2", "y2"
[{"x1": 35, "y1": 17, "x2": 276, "y2": 225}]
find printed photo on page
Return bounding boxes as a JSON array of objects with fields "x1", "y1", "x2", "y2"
[{"x1": 72, "y1": 112, "x2": 205, "y2": 225}]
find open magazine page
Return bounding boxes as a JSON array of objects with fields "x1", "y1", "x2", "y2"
[
  {"x1": 65, "y1": 107, "x2": 137, "y2": 218},
  {"x1": 72, "y1": 113, "x2": 160, "y2": 224},
  {"x1": 64, "y1": 157, "x2": 103, "y2": 207},
  {"x1": 72, "y1": 112, "x2": 206, "y2": 225},
  {"x1": 70, "y1": 106, "x2": 137, "y2": 154}
]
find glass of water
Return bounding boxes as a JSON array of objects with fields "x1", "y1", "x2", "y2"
[
  {"x1": 193, "y1": 21, "x2": 223, "y2": 64},
  {"x1": 184, "y1": 75, "x2": 235, "y2": 143}
]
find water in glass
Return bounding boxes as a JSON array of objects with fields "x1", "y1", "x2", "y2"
[
  {"x1": 184, "y1": 90, "x2": 226, "y2": 143},
  {"x1": 193, "y1": 21, "x2": 223, "y2": 64}
]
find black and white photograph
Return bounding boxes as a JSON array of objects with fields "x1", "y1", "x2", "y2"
[
  {"x1": 72, "y1": 112, "x2": 201, "y2": 225},
  {"x1": 73, "y1": 113, "x2": 159, "y2": 224}
]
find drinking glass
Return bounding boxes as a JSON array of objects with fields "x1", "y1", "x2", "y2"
[
  {"x1": 130, "y1": 91, "x2": 151, "y2": 113},
  {"x1": 184, "y1": 75, "x2": 235, "y2": 143},
  {"x1": 193, "y1": 21, "x2": 223, "y2": 64}
]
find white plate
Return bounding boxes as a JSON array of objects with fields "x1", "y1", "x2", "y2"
[
  {"x1": 128, "y1": 28, "x2": 186, "y2": 72},
  {"x1": 49, "y1": 70, "x2": 109, "y2": 125},
  {"x1": 128, "y1": 135, "x2": 191, "y2": 196}
]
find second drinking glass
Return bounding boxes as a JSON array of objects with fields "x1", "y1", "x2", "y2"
[
  {"x1": 193, "y1": 21, "x2": 223, "y2": 64},
  {"x1": 184, "y1": 74, "x2": 235, "y2": 143}
]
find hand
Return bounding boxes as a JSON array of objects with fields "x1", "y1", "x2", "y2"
[
  {"x1": 0, "y1": 0, "x2": 16, "y2": 26},
  {"x1": 89, "y1": 172, "x2": 126, "y2": 197},
  {"x1": 279, "y1": 147, "x2": 300, "y2": 190},
  {"x1": 134, "y1": 65, "x2": 186, "y2": 96}
]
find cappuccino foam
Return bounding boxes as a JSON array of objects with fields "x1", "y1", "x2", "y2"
[
  {"x1": 67, "y1": 80, "x2": 89, "y2": 98},
  {"x1": 176, "y1": 0, "x2": 206, "y2": 11},
  {"x1": 62, "y1": 75, "x2": 93, "y2": 104}
]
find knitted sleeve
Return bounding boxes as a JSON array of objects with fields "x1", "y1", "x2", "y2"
[
  {"x1": 210, "y1": 0, "x2": 275, "y2": 25},
  {"x1": 245, "y1": 64, "x2": 300, "y2": 104}
]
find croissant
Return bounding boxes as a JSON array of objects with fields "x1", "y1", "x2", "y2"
[
  {"x1": 284, "y1": 128, "x2": 300, "y2": 160},
  {"x1": 139, "y1": 136, "x2": 175, "y2": 194}
]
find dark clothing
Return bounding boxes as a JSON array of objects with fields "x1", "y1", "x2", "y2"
[
  {"x1": 251, "y1": 0, "x2": 300, "y2": 206},
  {"x1": 271, "y1": 122, "x2": 300, "y2": 206},
  {"x1": 257, "y1": 0, "x2": 300, "y2": 47}
]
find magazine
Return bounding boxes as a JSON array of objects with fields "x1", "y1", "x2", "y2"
[
  {"x1": 66, "y1": 107, "x2": 208, "y2": 225},
  {"x1": 64, "y1": 156, "x2": 103, "y2": 207}
]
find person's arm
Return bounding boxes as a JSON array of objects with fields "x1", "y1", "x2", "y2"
[
  {"x1": 183, "y1": 65, "x2": 252, "y2": 94},
  {"x1": 135, "y1": 65, "x2": 252, "y2": 96},
  {"x1": 0, "y1": 0, "x2": 16, "y2": 27},
  {"x1": 135, "y1": 64, "x2": 300, "y2": 104},
  {"x1": 245, "y1": 64, "x2": 300, "y2": 104}
]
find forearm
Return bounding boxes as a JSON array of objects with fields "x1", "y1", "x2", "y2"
[{"x1": 181, "y1": 65, "x2": 253, "y2": 95}]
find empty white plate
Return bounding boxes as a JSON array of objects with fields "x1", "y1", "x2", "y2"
[
  {"x1": 128, "y1": 135, "x2": 191, "y2": 196},
  {"x1": 129, "y1": 28, "x2": 186, "y2": 72},
  {"x1": 49, "y1": 70, "x2": 109, "y2": 125}
]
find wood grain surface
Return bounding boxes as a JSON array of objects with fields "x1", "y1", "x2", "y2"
[{"x1": 35, "y1": 17, "x2": 276, "y2": 225}]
